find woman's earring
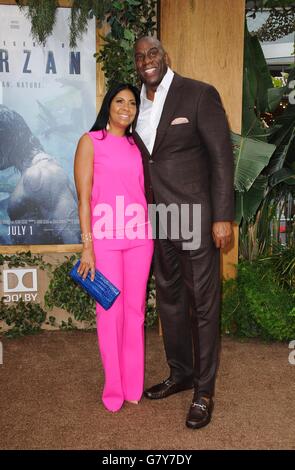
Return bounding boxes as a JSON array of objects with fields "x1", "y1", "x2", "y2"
[{"x1": 106, "y1": 122, "x2": 110, "y2": 131}]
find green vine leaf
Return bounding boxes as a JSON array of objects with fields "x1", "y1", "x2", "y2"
[
  {"x1": 113, "y1": 1, "x2": 124, "y2": 10},
  {"x1": 123, "y1": 29, "x2": 135, "y2": 41}
]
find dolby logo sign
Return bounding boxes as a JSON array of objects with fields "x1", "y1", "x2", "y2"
[{"x1": 2, "y1": 268, "x2": 38, "y2": 303}]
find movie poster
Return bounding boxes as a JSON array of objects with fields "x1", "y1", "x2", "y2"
[{"x1": 0, "y1": 5, "x2": 96, "y2": 244}]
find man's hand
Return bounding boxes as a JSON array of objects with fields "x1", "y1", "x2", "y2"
[{"x1": 212, "y1": 221, "x2": 232, "y2": 249}]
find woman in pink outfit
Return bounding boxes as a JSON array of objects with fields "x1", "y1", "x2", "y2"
[{"x1": 74, "y1": 83, "x2": 153, "y2": 412}]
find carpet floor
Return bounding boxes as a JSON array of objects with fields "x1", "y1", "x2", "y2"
[{"x1": 0, "y1": 329, "x2": 294, "y2": 450}]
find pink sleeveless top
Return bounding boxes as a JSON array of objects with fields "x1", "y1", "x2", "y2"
[{"x1": 87, "y1": 130, "x2": 150, "y2": 249}]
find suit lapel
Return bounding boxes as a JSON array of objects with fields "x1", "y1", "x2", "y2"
[
  {"x1": 133, "y1": 129, "x2": 151, "y2": 161},
  {"x1": 152, "y1": 73, "x2": 184, "y2": 156}
]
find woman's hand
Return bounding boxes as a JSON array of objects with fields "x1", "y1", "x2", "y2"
[
  {"x1": 74, "y1": 134, "x2": 95, "y2": 281},
  {"x1": 77, "y1": 246, "x2": 96, "y2": 281}
]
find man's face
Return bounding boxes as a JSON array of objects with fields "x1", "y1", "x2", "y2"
[{"x1": 134, "y1": 38, "x2": 168, "y2": 88}]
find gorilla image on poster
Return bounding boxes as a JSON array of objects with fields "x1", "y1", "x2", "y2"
[{"x1": 0, "y1": 105, "x2": 80, "y2": 244}]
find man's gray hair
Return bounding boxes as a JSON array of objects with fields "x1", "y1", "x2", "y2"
[{"x1": 134, "y1": 36, "x2": 166, "y2": 54}]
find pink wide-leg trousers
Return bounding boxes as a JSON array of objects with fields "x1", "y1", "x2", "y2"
[{"x1": 95, "y1": 240, "x2": 154, "y2": 412}]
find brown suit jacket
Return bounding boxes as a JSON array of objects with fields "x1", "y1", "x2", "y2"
[{"x1": 134, "y1": 73, "x2": 235, "y2": 243}]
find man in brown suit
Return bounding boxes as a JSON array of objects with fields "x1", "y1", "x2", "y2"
[{"x1": 133, "y1": 36, "x2": 234, "y2": 429}]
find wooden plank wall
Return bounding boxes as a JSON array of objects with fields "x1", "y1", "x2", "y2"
[{"x1": 160, "y1": 0, "x2": 245, "y2": 277}]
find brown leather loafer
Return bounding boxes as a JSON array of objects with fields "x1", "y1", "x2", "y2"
[
  {"x1": 185, "y1": 397, "x2": 214, "y2": 429},
  {"x1": 144, "y1": 377, "x2": 194, "y2": 400}
]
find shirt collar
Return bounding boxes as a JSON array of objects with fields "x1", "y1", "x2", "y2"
[{"x1": 140, "y1": 67, "x2": 174, "y2": 101}]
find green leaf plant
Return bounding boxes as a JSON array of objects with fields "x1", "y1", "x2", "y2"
[
  {"x1": 233, "y1": 22, "x2": 295, "y2": 260},
  {"x1": 0, "y1": 252, "x2": 157, "y2": 337}
]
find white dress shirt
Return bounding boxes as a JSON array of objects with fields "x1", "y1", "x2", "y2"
[{"x1": 136, "y1": 67, "x2": 174, "y2": 154}]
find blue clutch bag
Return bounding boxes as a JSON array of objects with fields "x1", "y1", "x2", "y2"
[{"x1": 69, "y1": 260, "x2": 120, "y2": 310}]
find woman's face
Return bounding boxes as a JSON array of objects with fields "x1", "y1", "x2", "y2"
[{"x1": 109, "y1": 89, "x2": 137, "y2": 132}]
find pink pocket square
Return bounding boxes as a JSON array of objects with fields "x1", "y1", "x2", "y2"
[{"x1": 171, "y1": 117, "x2": 189, "y2": 125}]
